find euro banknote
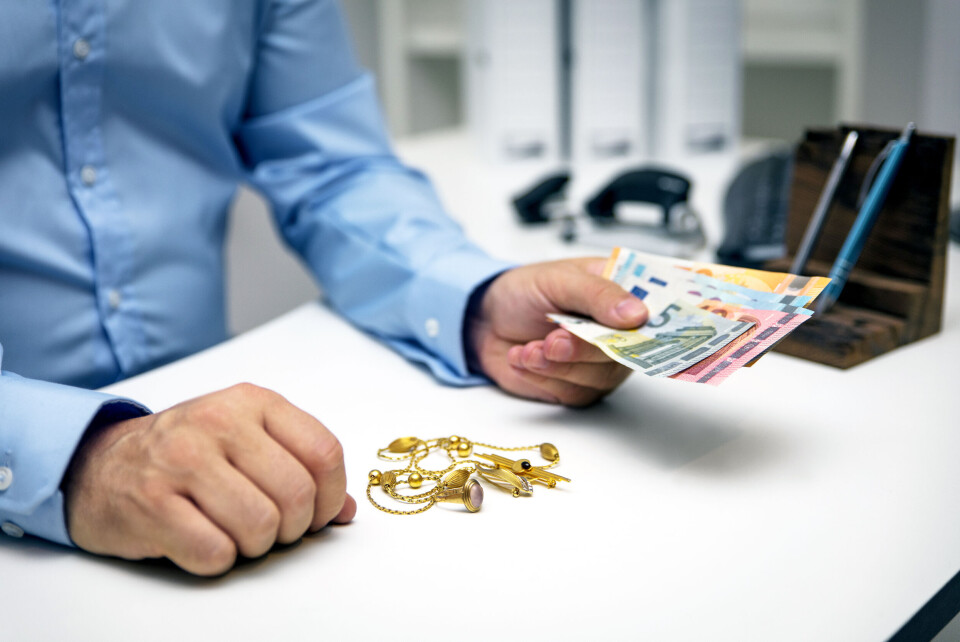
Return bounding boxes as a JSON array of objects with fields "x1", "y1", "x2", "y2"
[
  {"x1": 614, "y1": 262, "x2": 815, "y2": 317},
  {"x1": 548, "y1": 299, "x2": 754, "y2": 378},
  {"x1": 623, "y1": 269, "x2": 813, "y2": 369},
  {"x1": 668, "y1": 302, "x2": 809, "y2": 385},
  {"x1": 606, "y1": 247, "x2": 830, "y2": 304},
  {"x1": 550, "y1": 247, "x2": 829, "y2": 385}
]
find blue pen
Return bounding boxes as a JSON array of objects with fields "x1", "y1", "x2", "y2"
[{"x1": 816, "y1": 123, "x2": 915, "y2": 313}]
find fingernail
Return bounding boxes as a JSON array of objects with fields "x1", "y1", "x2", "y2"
[
  {"x1": 526, "y1": 346, "x2": 550, "y2": 370},
  {"x1": 615, "y1": 297, "x2": 646, "y2": 323},
  {"x1": 547, "y1": 336, "x2": 574, "y2": 361}
]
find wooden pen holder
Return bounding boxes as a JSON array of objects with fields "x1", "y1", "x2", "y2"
[{"x1": 766, "y1": 124, "x2": 954, "y2": 368}]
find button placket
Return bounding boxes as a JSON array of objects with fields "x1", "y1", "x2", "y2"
[{"x1": 59, "y1": 9, "x2": 132, "y2": 372}]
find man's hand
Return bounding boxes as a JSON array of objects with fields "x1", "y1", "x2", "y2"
[
  {"x1": 62, "y1": 383, "x2": 356, "y2": 576},
  {"x1": 468, "y1": 258, "x2": 647, "y2": 406}
]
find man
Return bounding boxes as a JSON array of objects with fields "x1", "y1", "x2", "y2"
[{"x1": 0, "y1": 0, "x2": 647, "y2": 575}]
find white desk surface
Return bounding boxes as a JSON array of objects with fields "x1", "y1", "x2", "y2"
[{"x1": 2, "y1": 131, "x2": 958, "y2": 641}]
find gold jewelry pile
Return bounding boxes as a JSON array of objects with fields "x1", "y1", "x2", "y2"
[{"x1": 366, "y1": 435, "x2": 570, "y2": 515}]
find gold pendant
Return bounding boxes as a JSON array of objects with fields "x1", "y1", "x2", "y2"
[{"x1": 475, "y1": 453, "x2": 571, "y2": 488}]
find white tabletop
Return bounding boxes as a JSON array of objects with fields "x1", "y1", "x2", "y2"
[{"x1": 2, "y1": 131, "x2": 957, "y2": 641}]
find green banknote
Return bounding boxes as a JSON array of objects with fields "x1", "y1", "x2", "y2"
[{"x1": 548, "y1": 300, "x2": 754, "y2": 378}]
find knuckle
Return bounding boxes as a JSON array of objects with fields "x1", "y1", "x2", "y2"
[
  {"x1": 174, "y1": 529, "x2": 237, "y2": 576},
  {"x1": 229, "y1": 382, "x2": 283, "y2": 408},
  {"x1": 193, "y1": 536, "x2": 237, "y2": 576},
  {"x1": 286, "y1": 475, "x2": 318, "y2": 515},
  {"x1": 552, "y1": 361, "x2": 575, "y2": 378},
  {"x1": 229, "y1": 383, "x2": 296, "y2": 419},
  {"x1": 229, "y1": 381, "x2": 264, "y2": 398},
  {"x1": 147, "y1": 424, "x2": 193, "y2": 466},
  {"x1": 247, "y1": 503, "x2": 281, "y2": 548},
  {"x1": 306, "y1": 434, "x2": 345, "y2": 473},
  {"x1": 184, "y1": 397, "x2": 230, "y2": 430},
  {"x1": 136, "y1": 477, "x2": 171, "y2": 514},
  {"x1": 570, "y1": 337, "x2": 597, "y2": 360},
  {"x1": 154, "y1": 431, "x2": 205, "y2": 473},
  {"x1": 584, "y1": 276, "x2": 614, "y2": 301},
  {"x1": 277, "y1": 475, "x2": 317, "y2": 542}
]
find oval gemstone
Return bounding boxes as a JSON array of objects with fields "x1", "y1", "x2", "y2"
[{"x1": 468, "y1": 481, "x2": 484, "y2": 509}]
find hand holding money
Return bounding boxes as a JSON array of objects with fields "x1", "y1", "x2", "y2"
[
  {"x1": 466, "y1": 257, "x2": 647, "y2": 406},
  {"x1": 549, "y1": 248, "x2": 830, "y2": 386}
]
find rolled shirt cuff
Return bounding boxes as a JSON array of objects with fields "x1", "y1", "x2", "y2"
[
  {"x1": 400, "y1": 250, "x2": 512, "y2": 385},
  {"x1": 0, "y1": 372, "x2": 149, "y2": 546}
]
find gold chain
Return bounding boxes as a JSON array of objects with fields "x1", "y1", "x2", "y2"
[
  {"x1": 366, "y1": 484, "x2": 436, "y2": 515},
  {"x1": 366, "y1": 435, "x2": 568, "y2": 515}
]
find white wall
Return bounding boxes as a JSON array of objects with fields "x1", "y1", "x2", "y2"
[{"x1": 225, "y1": 189, "x2": 319, "y2": 335}]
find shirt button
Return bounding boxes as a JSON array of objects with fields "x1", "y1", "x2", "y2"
[
  {"x1": 425, "y1": 318, "x2": 440, "y2": 338},
  {"x1": 1, "y1": 522, "x2": 24, "y2": 538},
  {"x1": 80, "y1": 165, "x2": 97, "y2": 186},
  {"x1": 0, "y1": 466, "x2": 11, "y2": 491},
  {"x1": 108, "y1": 289, "x2": 122, "y2": 310},
  {"x1": 73, "y1": 38, "x2": 91, "y2": 61}
]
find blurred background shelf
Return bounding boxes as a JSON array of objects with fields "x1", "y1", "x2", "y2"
[
  {"x1": 227, "y1": 0, "x2": 960, "y2": 331},
  {"x1": 377, "y1": 0, "x2": 465, "y2": 136},
  {"x1": 741, "y1": 0, "x2": 864, "y2": 139}
]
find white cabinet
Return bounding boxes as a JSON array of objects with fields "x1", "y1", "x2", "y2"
[
  {"x1": 377, "y1": 0, "x2": 466, "y2": 136},
  {"x1": 742, "y1": 0, "x2": 864, "y2": 122}
]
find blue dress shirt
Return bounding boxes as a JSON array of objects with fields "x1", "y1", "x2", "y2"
[{"x1": 0, "y1": 0, "x2": 509, "y2": 546}]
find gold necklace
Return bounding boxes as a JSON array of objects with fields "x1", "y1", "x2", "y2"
[{"x1": 366, "y1": 435, "x2": 569, "y2": 515}]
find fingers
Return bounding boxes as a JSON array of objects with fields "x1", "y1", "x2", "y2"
[
  {"x1": 538, "y1": 260, "x2": 648, "y2": 329},
  {"x1": 508, "y1": 327, "x2": 632, "y2": 390},
  {"x1": 332, "y1": 493, "x2": 358, "y2": 525},
  {"x1": 542, "y1": 328, "x2": 610, "y2": 364},
  {"x1": 487, "y1": 334, "x2": 624, "y2": 406},
  {"x1": 502, "y1": 361, "x2": 616, "y2": 407},
  {"x1": 253, "y1": 387, "x2": 351, "y2": 531},
  {"x1": 508, "y1": 341, "x2": 631, "y2": 391},
  {"x1": 222, "y1": 426, "x2": 317, "y2": 544},
  {"x1": 62, "y1": 383, "x2": 355, "y2": 577},
  {"x1": 507, "y1": 341, "x2": 630, "y2": 391},
  {"x1": 188, "y1": 456, "x2": 285, "y2": 558},
  {"x1": 155, "y1": 495, "x2": 237, "y2": 576},
  {"x1": 143, "y1": 455, "x2": 331, "y2": 577}
]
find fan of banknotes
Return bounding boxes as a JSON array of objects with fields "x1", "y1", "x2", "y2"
[{"x1": 549, "y1": 247, "x2": 832, "y2": 386}]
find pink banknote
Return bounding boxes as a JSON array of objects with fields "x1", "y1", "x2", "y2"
[{"x1": 670, "y1": 301, "x2": 809, "y2": 386}]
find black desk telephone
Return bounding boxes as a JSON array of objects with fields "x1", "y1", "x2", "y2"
[
  {"x1": 512, "y1": 152, "x2": 795, "y2": 261},
  {"x1": 512, "y1": 166, "x2": 705, "y2": 255},
  {"x1": 716, "y1": 148, "x2": 795, "y2": 267}
]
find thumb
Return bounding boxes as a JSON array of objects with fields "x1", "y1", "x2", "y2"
[
  {"x1": 331, "y1": 493, "x2": 357, "y2": 525},
  {"x1": 540, "y1": 260, "x2": 648, "y2": 329}
]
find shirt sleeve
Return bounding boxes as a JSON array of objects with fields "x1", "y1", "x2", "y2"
[
  {"x1": 0, "y1": 344, "x2": 150, "y2": 546},
  {"x1": 235, "y1": 0, "x2": 512, "y2": 384}
]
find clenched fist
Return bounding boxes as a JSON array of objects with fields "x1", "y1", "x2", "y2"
[{"x1": 62, "y1": 383, "x2": 355, "y2": 576}]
